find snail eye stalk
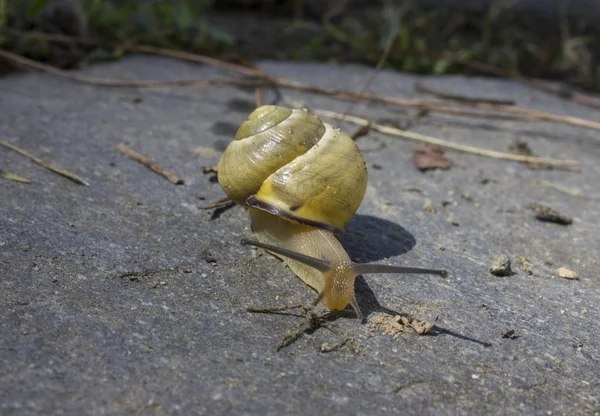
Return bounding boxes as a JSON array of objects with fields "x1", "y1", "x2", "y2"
[{"x1": 240, "y1": 239, "x2": 332, "y2": 273}]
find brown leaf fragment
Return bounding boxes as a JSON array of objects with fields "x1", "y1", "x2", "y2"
[
  {"x1": 529, "y1": 203, "x2": 572, "y2": 225},
  {"x1": 413, "y1": 146, "x2": 452, "y2": 171},
  {"x1": 557, "y1": 267, "x2": 578, "y2": 280},
  {"x1": 0, "y1": 170, "x2": 30, "y2": 183}
]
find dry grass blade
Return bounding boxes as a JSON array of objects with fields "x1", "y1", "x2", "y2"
[
  {"x1": 340, "y1": 3, "x2": 399, "y2": 117},
  {"x1": 255, "y1": 87, "x2": 264, "y2": 107},
  {"x1": 246, "y1": 304, "x2": 304, "y2": 314},
  {"x1": 129, "y1": 44, "x2": 265, "y2": 77},
  {"x1": 0, "y1": 169, "x2": 30, "y2": 183},
  {"x1": 272, "y1": 78, "x2": 600, "y2": 132},
  {"x1": 0, "y1": 48, "x2": 258, "y2": 88},
  {"x1": 0, "y1": 138, "x2": 89, "y2": 185},
  {"x1": 8, "y1": 28, "x2": 600, "y2": 111},
  {"x1": 536, "y1": 180, "x2": 583, "y2": 198},
  {"x1": 314, "y1": 109, "x2": 579, "y2": 167},
  {"x1": 116, "y1": 143, "x2": 184, "y2": 184},
  {"x1": 414, "y1": 83, "x2": 515, "y2": 105},
  {"x1": 1, "y1": 28, "x2": 265, "y2": 78},
  {"x1": 456, "y1": 101, "x2": 600, "y2": 131},
  {"x1": 3, "y1": 33, "x2": 600, "y2": 133}
]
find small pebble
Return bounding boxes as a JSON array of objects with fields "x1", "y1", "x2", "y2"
[
  {"x1": 423, "y1": 200, "x2": 435, "y2": 213},
  {"x1": 490, "y1": 254, "x2": 511, "y2": 276},
  {"x1": 557, "y1": 267, "x2": 578, "y2": 280}
]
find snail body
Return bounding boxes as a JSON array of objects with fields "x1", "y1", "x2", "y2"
[
  {"x1": 247, "y1": 207, "x2": 357, "y2": 314},
  {"x1": 218, "y1": 105, "x2": 446, "y2": 320}
]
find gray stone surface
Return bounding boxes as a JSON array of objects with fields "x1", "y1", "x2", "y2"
[{"x1": 1, "y1": 56, "x2": 599, "y2": 415}]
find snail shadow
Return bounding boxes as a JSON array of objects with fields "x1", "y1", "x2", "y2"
[
  {"x1": 339, "y1": 214, "x2": 416, "y2": 263},
  {"x1": 340, "y1": 214, "x2": 492, "y2": 348}
]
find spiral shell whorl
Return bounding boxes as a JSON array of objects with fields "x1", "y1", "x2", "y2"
[{"x1": 218, "y1": 105, "x2": 367, "y2": 232}]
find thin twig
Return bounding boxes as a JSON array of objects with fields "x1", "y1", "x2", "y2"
[
  {"x1": 0, "y1": 138, "x2": 89, "y2": 185},
  {"x1": 198, "y1": 197, "x2": 235, "y2": 210},
  {"x1": 0, "y1": 169, "x2": 30, "y2": 183},
  {"x1": 305, "y1": 23, "x2": 600, "y2": 111},
  {"x1": 247, "y1": 304, "x2": 305, "y2": 313},
  {"x1": 341, "y1": 2, "x2": 399, "y2": 117},
  {"x1": 314, "y1": 109, "x2": 580, "y2": 167},
  {"x1": 255, "y1": 86, "x2": 264, "y2": 107},
  {"x1": 414, "y1": 83, "x2": 515, "y2": 105},
  {"x1": 1, "y1": 28, "x2": 265, "y2": 78},
  {"x1": 274, "y1": 77, "x2": 600, "y2": 132},
  {"x1": 6, "y1": 28, "x2": 600, "y2": 110},
  {"x1": 0, "y1": 48, "x2": 258, "y2": 88},
  {"x1": 464, "y1": 101, "x2": 600, "y2": 131},
  {"x1": 524, "y1": 79, "x2": 600, "y2": 109},
  {"x1": 3, "y1": 36, "x2": 600, "y2": 133},
  {"x1": 116, "y1": 143, "x2": 184, "y2": 184},
  {"x1": 128, "y1": 44, "x2": 265, "y2": 77}
]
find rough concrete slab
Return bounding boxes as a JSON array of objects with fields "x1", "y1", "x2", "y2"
[{"x1": 1, "y1": 55, "x2": 599, "y2": 415}]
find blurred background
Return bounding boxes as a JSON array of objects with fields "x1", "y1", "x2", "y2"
[{"x1": 1, "y1": 0, "x2": 599, "y2": 92}]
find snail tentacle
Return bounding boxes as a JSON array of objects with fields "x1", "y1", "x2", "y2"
[
  {"x1": 241, "y1": 238, "x2": 332, "y2": 273},
  {"x1": 351, "y1": 263, "x2": 448, "y2": 278}
]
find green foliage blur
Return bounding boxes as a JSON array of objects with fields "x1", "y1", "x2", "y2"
[{"x1": 1, "y1": 0, "x2": 599, "y2": 92}]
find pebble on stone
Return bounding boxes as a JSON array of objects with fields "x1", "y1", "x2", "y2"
[
  {"x1": 557, "y1": 267, "x2": 578, "y2": 280},
  {"x1": 490, "y1": 254, "x2": 511, "y2": 276}
]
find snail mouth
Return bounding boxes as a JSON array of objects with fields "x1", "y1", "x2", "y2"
[{"x1": 246, "y1": 195, "x2": 341, "y2": 234}]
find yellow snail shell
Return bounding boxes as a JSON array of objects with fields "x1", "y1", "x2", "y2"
[{"x1": 217, "y1": 105, "x2": 367, "y2": 233}]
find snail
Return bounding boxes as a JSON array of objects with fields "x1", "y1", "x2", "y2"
[{"x1": 217, "y1": 105, "x2": 447, "y2": 321}]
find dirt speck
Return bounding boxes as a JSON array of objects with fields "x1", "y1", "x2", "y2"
[
  {"x1": 319, "y1": 339, "x2": 347, "y2": 353},
  {"x1": 423, "y1": 200, "x2": 435, "y2": 213},
  {"x1": 201, "y1": 249, "x2": 217, "y2": 263},
  {"x1": 368, "y1": 313, "x2": 435, "y2": 337},
  {"x1": 515, "y1": 255, "x2": 532, "y2": 275},
  {"x1": 201, "y1": 165, "x2": 218, "y2": 174},
  {"x1": 502, "y1": 329, "x2": 517, "y2": 339},
  {"x1": 529, "y1": 203, "x2": 572, "y2": 225},
  {"x1": 447, "y1": 218, "x2": 460, "y2": 226}
]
